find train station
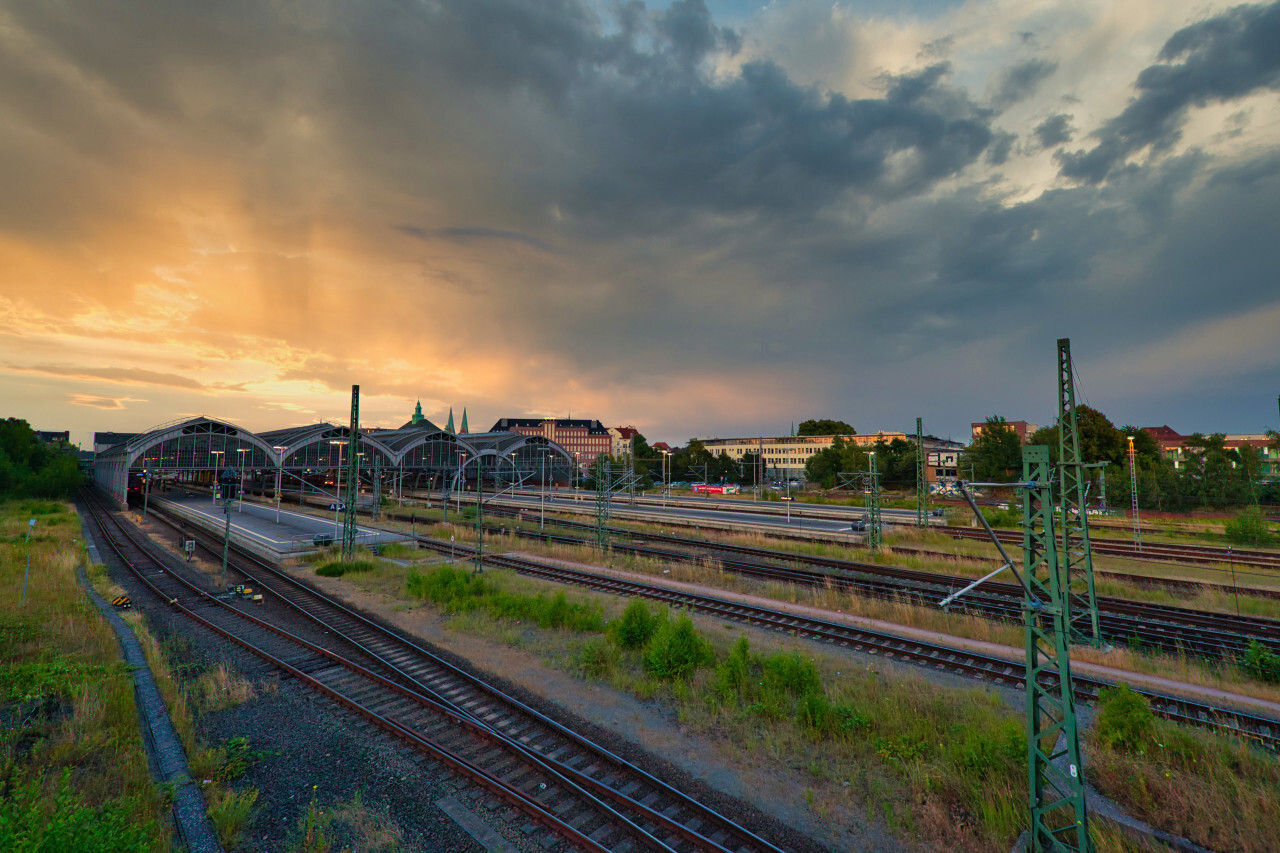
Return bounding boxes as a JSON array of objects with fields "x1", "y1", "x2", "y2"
[{"x1": 93, "y1": 415, "x2": 577, "y2": 509}]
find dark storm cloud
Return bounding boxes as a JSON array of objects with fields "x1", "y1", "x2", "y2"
[
  {"x1": 1057, "y1": 0, "x2": 1280, "y2": 183},
  {"x1": 1033, "y1": 113, "x2": 1074, "y2": 148},
  {"x1": 987, "y1": 58, "x2": 1058, "y2": 110}
]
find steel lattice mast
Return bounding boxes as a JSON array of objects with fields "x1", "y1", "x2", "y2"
[
  {"x1": 1022, "y1": 445, "x2": 1094, "y2": 853},
  {"x1": 915, "y1": 417, "x2": 927, "y2": 529},
  {"x1": 1127, "y1": 436, "x2": 1141, "y2": 552},
  {"x1": 866, "y1": 452, "x2": 882, "y2": 549},
  {"x1": 1056, "y1": 339, "x2": 1101, "y2": 646},
  {"x1": 341, "y1": 385, "x2": 360, "y2": 560},
  {"x1": 595, "y1": 458, "x2": 611, "y2": 552}
]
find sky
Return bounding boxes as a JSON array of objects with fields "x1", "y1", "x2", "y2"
[{"x1": 2, "y1": 0, "x2": 1279, "y2": 450}]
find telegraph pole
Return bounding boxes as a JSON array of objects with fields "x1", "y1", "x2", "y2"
[
  {"x1": 341, "y1": 385, "x2": 360, "y2": 561},
  {"x1": 1056, "y1": 339, "x2": 1101, "y2": 645}
]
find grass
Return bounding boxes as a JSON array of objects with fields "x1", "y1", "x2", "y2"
[
  {"x1": 0, "y1": 499, "x2": 169, "y2": 852},
  {"x1": 110, "y1": 596, "x2": 265, "y2": 849},
  {"x1": 391, "y1": 540, "x2": 1280, "y2": 851},
  {"x1": 1087, "y1": 685, "x2": 1279, "y2": 853},
  {"x1": 406, "y1": 564, "x2": 606, "y2": 632}
]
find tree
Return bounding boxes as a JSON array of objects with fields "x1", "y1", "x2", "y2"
[
  {"x1": 804, "y1": 436, "x2": 869, "y2": 489},
  {"x1": 797, "y1": 419, "x2": 856, "y2": 437},
  {"x1": 1117, "y1": 426, "x2": 1162, "y2": 467},
  {"x1": 0, "y1": 418, "x2": 84, "y2": 499},
  {"x1": 960, "y1": 416, "x2": 1023, "y2": 482}
]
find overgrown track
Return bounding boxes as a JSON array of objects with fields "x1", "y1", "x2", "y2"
[
  {"x1": 399, "y1": 533, "x2": 1280, "y2": 752},
  {"x1": 119, "y1": 495, "x2": 797, "y2": 853},
  {"x1": 938, "y1": 525, "x2": 1280, "y2": 571},
  {"x1": 483, "y1": 490, "x2": 1280, "y2": 571},
  {"x1": 492, "y1": 522, "x2": 1280, "y2": 660}
]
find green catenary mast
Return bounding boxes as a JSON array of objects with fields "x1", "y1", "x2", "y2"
[
  {"x1": 341, "y1": 384, "x2": 360, "y2": 560},
  {"x1": 1056, "y1": 338, "x2": 1101, "y2": 646},
  {"x1": 1021, "y1": 445, "x2": 1094, "y2": 853},
  {"x1": 915, "y1": 417, "x2": 927, "y2": 528}
]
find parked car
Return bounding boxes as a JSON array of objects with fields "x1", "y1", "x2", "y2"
[
  {"x1": 850, "y1": 517, "x2": 868, "y2": 532},
  {"x1": 929, "y1": 508, "x2": 945, "y2": 517}
]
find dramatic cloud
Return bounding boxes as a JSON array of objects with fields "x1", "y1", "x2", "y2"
[
  {"x1": 1057, "y1": 0, "x2": 1280, "y2": 183},
  {"x1": 987, "y1": 58, "x2": 1058, "y2": 111},
  {"x1": 1, "y1": 0, "x2": 1278, "y2": 447}
]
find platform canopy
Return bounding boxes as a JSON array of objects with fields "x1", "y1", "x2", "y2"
[{"x1": 94, "y1": 416, "x2": 282, "y2": 504}]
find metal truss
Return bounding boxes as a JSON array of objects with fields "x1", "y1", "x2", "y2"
[{"x1": 1056, "y1": 338, "x2": 1101, "y2": 646}]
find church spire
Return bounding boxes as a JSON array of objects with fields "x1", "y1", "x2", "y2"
[
  {"x1": 460, "y1": 408, "x2": 469, "y2": 434},
  {"x1": 410, "y1": 399, "x2": 425, "y2": 425},
  {"x1": 446, "y1": 407, "x2": 455, "y2": 434}
]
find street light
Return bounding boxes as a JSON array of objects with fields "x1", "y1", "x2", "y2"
[
  {"x1": 273, "y1": 446, "x2": 288, "y2": 524},
  {"x1": 329, "y1": 439, "x2": 346, "y2": 542},
  {"x1": 660, "y1": 450, "x2": 671, "y2": 509},
  {"x1": 210, "y1": 450, "x2": 224, "y2": 506},
  {"x1": 236, "y1": 447, "x2": 249, "y2": 512}
]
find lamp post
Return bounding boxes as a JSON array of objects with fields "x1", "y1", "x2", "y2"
[
  {"x1": 457, "y1": 453, "x2": 467, "y2": 518},
  {"x1": 573, "y1": 452, "x2": 579, "y2": 498},
  {"x1": 218, "y1": 466, "x2": 239, "y2": 591},
  {"x1": 474, "y1": 454, "x2": 484, "y2": 574},
  {"x1": 273, "y1": 446, "x2": 287, "y2": 524},
  {"x1": 540, "y1": 451, "x2": 547, "y2": 530},
  {"x1": 236, "y1": 446, "x2": 249, "y2": 512},
  {"x1": 142, "y1": 470, "x2": 151, "y2": 518},
  {"x1": 329, "y1": 439, "x2": 346, "y2": 541},
  {"x1": 210, "y1": 450, "x2": 224, "y2": 506},
  {"x1": 660, "y1": 450, "x2": 671, "y2": 509}
]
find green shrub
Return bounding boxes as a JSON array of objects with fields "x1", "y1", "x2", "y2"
[
  {"x1": 643, "y1": 614, "x2": 712, "y2": 680},
  {"x1": 1225, "y1": 506, "x2": 1272, "y2": 546},
  {"x1": 1241, "y1": 639, "x2": 1280, "y2": 683},
  {"x1": 1095, "y1": 684, "x2": 1156, "y2": 754},
  {"x1": 610, "y1": 599, "x2": 659, "y2": 649},
  {"x1": 315, "y1": 559, "x2": 379, "y2": 577},
  {"x1": 0, "y1": 769, "x2": 155, "y2": 853},
  {"x1": 575, "y1": 637, "x2": 620, "y2": 679}
]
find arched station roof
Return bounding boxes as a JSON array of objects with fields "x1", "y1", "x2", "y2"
[
  {"x1": 93, "y1": 416, "x2": 284, "y2": 503},
  {"x1": 258, "y1": 424, "x2": 396, "y2": 470}
]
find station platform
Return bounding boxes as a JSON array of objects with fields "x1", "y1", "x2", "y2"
[{"x1": 151, "y1": 492, "x2": 406, "y2": 558}]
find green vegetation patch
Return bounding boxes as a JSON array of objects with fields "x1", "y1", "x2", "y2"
[
  {"x1": 316, "y1": 558, "x2": 381, "y2": 577},
  {"x1": 1088, "y1": 684, "x2": 1280, "y2": 853},
  {"x1": 0, "y1": 768, "x2": 157, "y2": 853},
  {"x1": 406, "y1": 565, "x2": 605, "y2": 632}
]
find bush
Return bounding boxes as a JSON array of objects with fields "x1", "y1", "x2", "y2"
[
  {"x1": 643, "y1": 614, "x2": 712, "y2": 680},
  {"x1": 1095, "y1": 684, "x2": 1156, "y2": 754},
  {"x1": 1241, "y1": 639, "x2": 1280, "y2": 683},
  {"x1": 575, "y1": 637, "x2": 620, "y2": 679},
  {"x1": 610, "y1": 599, "x2": 659, "y2": 650},
  {"x1": 1225, "y1": 506, "x2": 1272, "y2": 546}
]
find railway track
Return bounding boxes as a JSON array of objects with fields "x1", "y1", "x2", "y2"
[
  {"x1": 91, "y1": 491, "x2": 796, "y2": 853},
  {"x1": 137, "y1": 492, "x2": 1280, "y2": 749},
  {"x1": 485, "y1": 523, "x2": 1280, "y2": 661},
  {"x1": 939, "y1": 525, "x2": 1280, "y2": 570},
  {"x1": 476, "y1": 489, "x2": 1280, "y2": 571},
  {"x1": 396, "y1": 533, "x2": 1280, "y2": 751}
]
